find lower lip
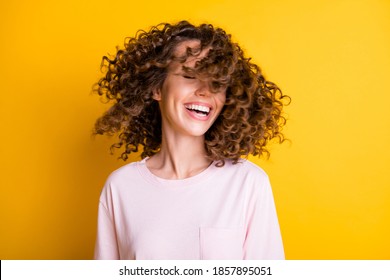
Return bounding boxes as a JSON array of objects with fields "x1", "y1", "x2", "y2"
[{"x1": 185, "y1": 108, "x2": 211, "y2": 121}]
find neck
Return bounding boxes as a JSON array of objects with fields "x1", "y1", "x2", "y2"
[{"x1": 146, "y1": 132, "x2": 212, "y2": 180}]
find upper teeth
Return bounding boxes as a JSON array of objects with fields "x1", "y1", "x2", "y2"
[{"x1": 185, "y1": 104, "x2": 211, "y2": 113}]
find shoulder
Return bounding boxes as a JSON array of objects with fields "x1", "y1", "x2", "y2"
[
  {"x1": 239, "y1": 159, "x2": 268, "y2": 176},
  {"x1": 229, "y1": 159, "x2": 275, "y2": 204},
  {"x1": 222, "y1": 158, "x2": 269, "y2": 182},
  {"x1": 98, "y1": 160, "x2": 146, "y2": 204},
  {"x1": 105, "y1": 159, "x2": 147, "y2": 185},
  {"x1": 101, "y1": 160, "x2": 144, "y2": 193},
  {"x1": 214, "y1": 158, "x2": 272, "y2": 196}
]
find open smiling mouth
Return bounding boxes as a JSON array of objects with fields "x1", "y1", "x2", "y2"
[{"x1": 184, "y1": 104, "x2": 211, "y2": 117}]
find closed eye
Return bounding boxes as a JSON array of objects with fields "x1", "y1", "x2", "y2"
[{"x1": 182, "y1": 75, "x2": 196, "y2": 79}]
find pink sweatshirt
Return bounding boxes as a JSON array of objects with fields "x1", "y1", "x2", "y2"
[{"x1": 94, "y1": 158, "x2": 284, "y2": 259}]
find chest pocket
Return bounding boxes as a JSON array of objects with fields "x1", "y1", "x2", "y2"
[{"x1": 199, "y1": 227, "x2": 245, "y2": 260}]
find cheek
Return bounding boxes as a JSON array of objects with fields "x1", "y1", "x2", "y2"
[{"x1": 216, "y1": 92, "x2": 227, "y2": 108}]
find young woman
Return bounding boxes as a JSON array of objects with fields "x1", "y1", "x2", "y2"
[{"x1": 93, "y1": 21, "x2": 289, "y2": 260}]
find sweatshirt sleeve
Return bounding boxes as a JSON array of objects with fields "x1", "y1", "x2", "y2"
[
  {"x1": 243, "y1": 173, "x2": 285, "y2": 260},
  {"x1": 94, "y1": 183, "x2": 120, "y2": 260}
]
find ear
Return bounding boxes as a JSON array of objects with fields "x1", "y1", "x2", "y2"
[{"x1": 152, "y1": 88, "x2": 162, "y2": 101}]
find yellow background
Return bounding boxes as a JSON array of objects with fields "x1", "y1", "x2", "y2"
[{"x1": 1, "y1": 0, "x2": 389, "y2": 259}]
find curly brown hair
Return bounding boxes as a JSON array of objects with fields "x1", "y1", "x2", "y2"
[{"x1": 94, "y1": 20, "x2": 290, "y2": 166}]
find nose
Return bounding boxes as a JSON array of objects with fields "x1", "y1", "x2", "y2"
[{"x1": 195, "y1": 81, "x2": 211, "y2": 97}]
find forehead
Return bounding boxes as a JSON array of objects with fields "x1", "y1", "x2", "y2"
[
  {"x1": 170, "y1": 40, "x2": 210, "y2": 69},
  {"x1": 173, "y1": 40, "x2": 201, "y2": 56}
]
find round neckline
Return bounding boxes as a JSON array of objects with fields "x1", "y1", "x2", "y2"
[{"x1": 137, "y1": 157, "x2": 218, "y2": 188}]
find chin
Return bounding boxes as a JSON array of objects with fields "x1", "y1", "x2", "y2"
[
  {"x1": 188, "y1": 131, "x2": 208, "y2": 137},
  {"x1": 184, "y1": 127, "x2": 210, "y2": 137}
]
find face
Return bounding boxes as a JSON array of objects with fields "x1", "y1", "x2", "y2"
[{"x1": 153, "y1": 40, "x2": 226, "y2": 137}]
